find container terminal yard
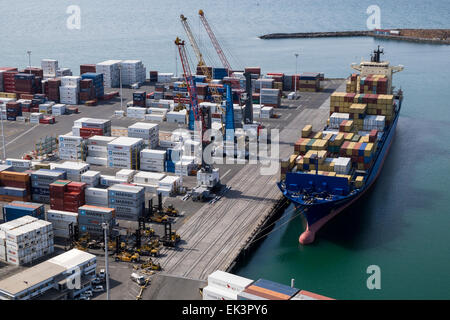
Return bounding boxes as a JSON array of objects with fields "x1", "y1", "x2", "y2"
[{"x1": 0, "y1": 10, "x2": 348, "y2": 301}]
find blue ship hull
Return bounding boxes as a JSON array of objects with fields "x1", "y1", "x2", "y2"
[{"x1": 278, "y1": 98, "x2": 402, "y2": 244}]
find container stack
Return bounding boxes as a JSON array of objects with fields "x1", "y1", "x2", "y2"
[
  {"x1": 116, "y1": 169, "x2": 136, "y2": 183},
  {"x1": 133, "y1": 91, "x2": 146, "y2": 107},
  {"x1": 96, "y1": 60, "x2": 121, "y2": 88},
  {"x1": 73, "y1": 117, "x2": 112, "y2": 137},
  {"x1": 359, "y1": 75, "x2": 388, "y2": 94},
  {"x1": 346, "y1": 73, "x2": 358, "y2": 93},
  {"x1": 299, "y1": 73, "x2": 320, "y2": 92},
  {"x1": 85, "y1": 188, "x2": 108, "y2": 207},
  {"x1": 0, "y1": 171, "x2": 31, "y2": 202},
  {"x1": 81, "y1": 171, "x2": 101, "y2": 188},
  {"x1": 260, "y1": 106, "x2": 274, "y2": 119},
  {"x1": 6, "y1": 101, "x2": 22, "y2": 121},
  {"x1": 56, "y1": 68, "x2": 72, "y2": 77},
  {"x1": 47, "y1": 78, "x2": 61, "y2": 102},
  {"x1": 80, "y1": 64, "x2": 96, "y2": 75},
  {"x1": 157, "y1": 73, "x2": 174, "y2": 83},
  {"x1": 1, "y1": 216, "x2": 39, "y2": 262},
  {"x1": 2, "y1": 217, "x2": 54, "y2": 265},
  {"x1": 140, "y1": 149, "x2": 166, "y2": 172},
  {"x1": 59, "y1": 76, "x2": 81, "y2": 105},
  {"x1": 31, "y1": 169, "x2": 67, "y2": 203},
  {"x1": 58, "y1": 134, "x2": 86, "y2": 161},
  {"x1": 14, "y1": 73, "x2": 40, "y2": 95},
  {"x1": 50, "y1": 162, "x2": 90, "y2": 181},
  {"x1": 46, "y1": 209, "x2": 78, "y2": 239},
  {"x1": 363, "y1": 115, "x2": 385, "y2": 131},
  {"x1": 78, "y1": 205, "x2": 115, "y2": 236},
  {"x1": 133, "y1": 172, "x2": 165, "y2": 193},
  {"x1": 260, "y1": 88, "x2": 281, "y2": 107},
  {"x1": 237, "y1": 279, "x2": 299, "y2": 300},
  {"x1": 127, "y1": 107, "x2": 147, "y2": 119},
  {"x1": 49, "y1": 180, "x2": 70, "y2": 211},
  {"x1": 52, "y1": 181, "x2": 86, "y2": 212},
  {"x1": 157, "y1": 176, "x2": 181, "y2": 196},
  {"x1": 128, "y1": 122, "x2": 159, "y2": 148},
  {"x1": 2, "y1": 69, "x2": 19, "y2": 93},
  {"x1": 212, "y1": 67, "x2": 228, "y2": 80},
  {"x1": 107, "y1": 137, "x2": 144, "y2": 169},
  {"x1": 108, "y1": 184, "x2": 145, "y2": 221},
  {"x1": 120, "y1": 60, "x2": 146, "y2": 85},
  {"x1": 99, "y1": 175, "x2": 128, "y2": 187},
  {"x1": 2, "y1": 201, "x2": 45, "y2": 222},
  {"x1": 86, "y1": 135, "x2": 117, "y2": 166},
  {"x1": 51, "y1": 103, "x2": 66, "y2": 116},
  {"x1": 79, "y1": 78, "x2": 95, "y2": 103},
  {"x1": 340, "y1": 141, "x2": 376, "y2": 171},
  {"x1": 203, "y1": 270, "x2": 254, "y2": 300},
  {"x1": 81, "y1": 73, "x2": 104, "y2": 99},
  {"x1": 149, "y1": 71, "x2": 158, "y2": 83},
  {"x1": 166, "y1": 110, "x2": 187, "y2": 124},
  {"x1": 41, "y1": 59, "x2": 58, "y2": 78}
]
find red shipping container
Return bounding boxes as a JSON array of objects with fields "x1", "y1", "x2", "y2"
[{"x1": 67, "y1": 182, "x2": 87, "y2": 193}]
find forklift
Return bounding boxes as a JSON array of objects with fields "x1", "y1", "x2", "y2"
[
  {"x1": 148, "y1": 195, "x2": 170, "y2": 223},
  {"x1": 161, "y1": 221, "x2": 180, "y2": 247}
]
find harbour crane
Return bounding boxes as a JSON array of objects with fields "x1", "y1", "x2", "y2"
[
  {"x1": 198, "y1": 9, "x2": 232, "y2": 72},
  {"x1": 175, "y1": 37, "x2": 220, "y2": 199},
  {"x1": 179, "y1": 14, "x2": 225, "y2": 131}
]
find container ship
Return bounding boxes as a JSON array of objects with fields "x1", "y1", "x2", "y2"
[{"x1": 277, "y1": 47, "x2": 404, "y2": 244}]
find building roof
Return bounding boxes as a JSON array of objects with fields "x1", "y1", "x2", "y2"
[
  {"x1": 0, "y1": 261, "x2": 66, "y2": 296},
  {"x1": 47, "y1": 249, "x2": 96, "y2": 270}
]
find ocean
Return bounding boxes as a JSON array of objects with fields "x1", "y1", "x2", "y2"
[{"x1": 1, "y1": 0, "x2": 449, "y2": 299}]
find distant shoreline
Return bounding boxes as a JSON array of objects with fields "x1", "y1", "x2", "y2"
[{"x1": 260, "y1": 29, "x2": 450, "y2": 45}]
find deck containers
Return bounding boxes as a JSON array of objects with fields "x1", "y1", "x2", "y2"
[
  {"x1": 41, "y1": 59, "x2": 58, "y2": 78},
  {"x1": 140, "y1": 149, "x2": 166, "y2": 172},
  {"x1": 120, "y1": 60, "x2": 146, "y2": 85},
  {"x1": 237, "y1": 279, "x2": 300, "y2": 300},
  {"x1": 86, "y1": 135, "x2": 116, "y2": 166},
  {"x1": 0, "y1": 171, "x2": 31, "y2": 202},
  {"x1": 203, "y1": 270, "x2": 254, "y2": 300}
]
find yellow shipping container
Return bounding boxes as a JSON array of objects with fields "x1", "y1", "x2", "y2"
[
  {"x1": 354, "y1": 176, "x2": 364, "y2": 188},
  {"x1": 313, "y1": 131, "x2": 322, "y2": 139},
  {"x1": 336, "y1": 174, "x2": 351, "y2": 183},
  {"x1": 359, "y1": 135, "x2": 370, "y2": 143},
  {"x1": 0, "y1": 92, "x2": 17, "y2": 99},
  {"x1": 344, "y1": 133, "x2": 354, "y2": 141},
  {"x1": 302, "y1": 124, "x2": 312, "y2": 138},
  {"x1": 349, "y1": 103, "x2": 367, "y2": 114},
  {"x1": 312, "y1": 139, "x2": 328, "y2": 150},
  {"x1": 364, "y1": 143, "x2": 374, "y2": 157}
]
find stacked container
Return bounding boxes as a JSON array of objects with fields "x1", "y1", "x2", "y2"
[
  {"x1": 203, "y1": 270, "x2": 254, "y2": 300},
  {"x1": 41, "y1": 59, "x2": 58, "y2": 78},
  {"x1": 73, "y1": 118, "x2": 112, "y2": 137},
  {"x1": 59, "y1": 134, "x2": 86, "y2": 161},
  {"x1": 2, "y1": 69, "x2": 19, "y2": 93},
  {"x1": 157, "y1": 73, "x2": 174, "y2": 83},
  {"x1": 31, "y1": 169, "x2": 67, "y2": 203},
  {"x1": 157, "y1": 176, "x2": 181, "y2": 196},
  {"x1": 140, "y1": 149, "x2": 166, "y2": 172},
  {"x1": 81, "y1": 73, "x2": 104, "y2": 99},
  {"x1": 237, "y1": 279, "x2": 299, "y2": 300},
  {"x1": 6, "y1": 101, "x2": 22, "y2": 121},
  {"x1": 108, "y1": 184, "x2": 145, "y2": 221},
  {"x1": 47, "y1": 209, "x2": 78, "y2": 239},
  {"x1": 96, "y1": 60, "x2": 122, "y2": 88},
  {"x1": 5, "y1": 159, "x2": 32, "y2": 172},
  {"x1": 80, "y1": 64, "x2": 96, "y2": 75},
  {"x1": 127, "y1": 122, "x2": 159, "y2": 148},
  {"x1": 59, "y1": 76, "x2": 81, "y2": 105},
  {"x1": 120, "y1": 60, "x2": 146, "y2": 85},
  {"x1": 78, "y1": 205, "x2": 115, "y2": 236},
  {"x1": 107, "y1": 137, "x2": 144, "y2": 169},
  {"x1": 299, "y1": 72, "x2": 320, "y2": 92},
  {"x1": 56, "y1": 68, "x2": 72, "y2": 77},
  {"x1": 50, "y1": 161, "x2": 90, "y2": 181},
  {"x1": 81, "y1": 170, "x2": 101, "y2": 187},
  {"x1": 127, "y1": 107, "x2": 147, "y2": 119},
  {"x1": 4, "y1": 218, "x2": 54, "y2": 266},
  {"x1": 260, "y1": 88, "x2": 281, "y2": 107},
  {"x1": 86, "y1": 135, "x2": 116, "y2": 166},
  {"x1": 49, "y1": 180, "x2": 71, "y2": 211},
  {"x1": 47, "y1": 78, "x2": 61, "y2": 102},
  {"x1": 2, "y1": 201, "x2": 45, "y2": 222},
  {"x1": 132, "y1": 91, "x2": 146, "y2": 107},
  {"x1": 0, "y1": 171, "x2": 31, "y2": 202},
  {"x1": 132, "y1": 172, "x2": 165, "y2": 193},
  {"x1": 85, "y1": 188, "x2": 108, "y2": 207}
]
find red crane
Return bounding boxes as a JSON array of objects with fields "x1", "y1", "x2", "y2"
[
  {"x1": 198, "y1": 9, "x2": 232, "y2": 72},
  {"x1": 174, "y1": 37, "x2": 208, "y2": 145}
]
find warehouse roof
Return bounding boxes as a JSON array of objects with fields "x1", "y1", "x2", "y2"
[
  {"x1": 0, "y1": 261, "x2": 65, "y2": 296},
  {"x1": 47, "y1": 249, "x2": 96, "y2": 269}
]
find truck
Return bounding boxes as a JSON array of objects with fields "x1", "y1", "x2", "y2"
[{"x1": 131, "y1": 272, "x2": 146, "y2": 285}]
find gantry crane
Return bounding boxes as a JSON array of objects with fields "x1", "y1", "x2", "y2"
[
  {"x1": 198, "y1": 9, "x2": 232, "y2": 72},
  {"x1": 175, "y1": 37, "x2": 220, "y2": 200}
]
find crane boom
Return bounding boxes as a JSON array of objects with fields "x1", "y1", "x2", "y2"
[
  {"x1": 198, "y1": 9, "x2": 232, "y2": 72},
  {"x1": 174, "y1": 37, "x2": 207, "y2": 143}
]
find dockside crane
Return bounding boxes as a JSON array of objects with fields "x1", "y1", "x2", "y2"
[
  {"x1": 198, "y1": 9, "x2": 232, "y2": 72},
  {"x1": 175, "y1": 37, "x2": 220, "y2": 200},
  {"x1": 180, "y1": 14, "x2": 225, "y2": 130}
]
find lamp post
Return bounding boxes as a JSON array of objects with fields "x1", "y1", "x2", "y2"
[
  {"x1": 119, "y1": 64, "x2": 123, "y2": 112},
  {"x1": 27, "y1": 51, "x2": 32, "y2": 74},
  {"x1": 294, "y1": 53, "x2": 299, "y2": 95},
  {"x1": 102, "y1": 222, "x2": 110, "y2": 300}
]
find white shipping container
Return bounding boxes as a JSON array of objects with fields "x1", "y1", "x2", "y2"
[{"x1": 203, "y1": 285, "x2": 238, "y2": 300}]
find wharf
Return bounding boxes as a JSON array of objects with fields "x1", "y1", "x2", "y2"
[
  {"x1": 156, "y1": 80, "x2": 346, "y2": 281},
  {"x1": 260, "y1": 29, "x2": 450, "y2": 45}
]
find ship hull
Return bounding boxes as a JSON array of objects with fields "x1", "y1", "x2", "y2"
[{"x1": 279, "y1": 101, "x2": 400, "y2": 244}]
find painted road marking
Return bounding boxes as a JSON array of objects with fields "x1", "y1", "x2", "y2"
[
  {"x1": 221, "y1": 169, "x2": 231, "y2": 179},
  {"x1": 5, "y1": 124, "x2": 39, "y2": 146}
]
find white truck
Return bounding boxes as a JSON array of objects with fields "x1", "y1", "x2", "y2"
[{"x1": 131, "y1": 273, "x2": 146, "y2": 286}]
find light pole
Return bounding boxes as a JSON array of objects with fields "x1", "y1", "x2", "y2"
[
  {"x1": 27, "y1": 51, "x2": 32, "y2": 74},
  {"x1": 102, "y1": 222, "x2": 110, "y2": 300},
  {"x1": 294, "y1": 53, "x2": 299, "y2": 95},
  {"x1": 119, "y1": 64, "x2": 123, "y2": 112}
]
